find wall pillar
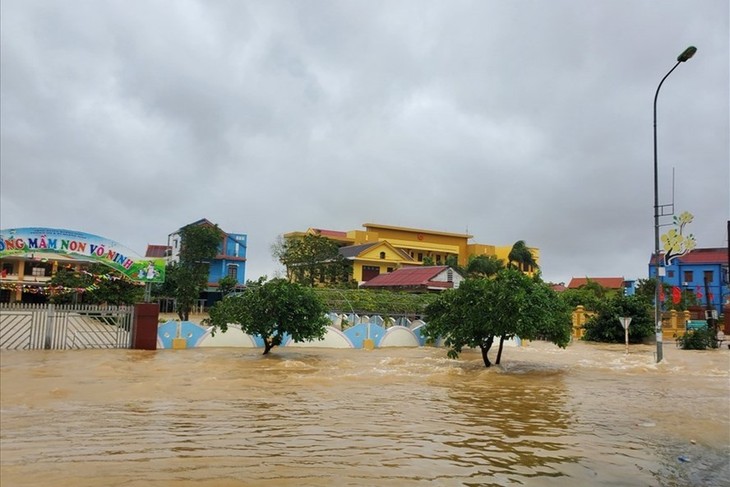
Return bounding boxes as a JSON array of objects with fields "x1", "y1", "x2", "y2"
[{"x1": 132, "y1": 303, "x2": 159, "y2": 350}]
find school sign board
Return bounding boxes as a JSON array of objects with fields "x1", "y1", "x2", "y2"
[{"x1": 0, "y1": 227, "x2": 165, "y2": 283}]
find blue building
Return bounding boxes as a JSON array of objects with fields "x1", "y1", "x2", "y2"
[
  {"x1": 649, "y1": 247, "x2": 729, "y2": 315},
  {"x1": 165, "y1": 219, "x2": 247, "y2": 305}
]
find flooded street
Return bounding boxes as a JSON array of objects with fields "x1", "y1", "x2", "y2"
[{"x1": 1, "y1": 341, "x2": 729, "y2": 486}]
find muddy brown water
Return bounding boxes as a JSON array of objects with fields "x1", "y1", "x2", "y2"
[{"x1": 1, "y1": 341, "x2": 728, "y2": 486}]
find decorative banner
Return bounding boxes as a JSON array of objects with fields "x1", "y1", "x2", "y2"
[
  {"x1": 672, "y1": 286, "x2": 683, "y2": 304},
  {"x1": 0, "y1": 227, "x2": 165, "y2": 283},
  {"x1": 661, "y1": 211, "x2": 696, "y2": 266}
]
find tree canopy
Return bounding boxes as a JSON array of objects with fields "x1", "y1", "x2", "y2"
[
  {"x1": 272, "y1": 234, "x2": 352, "y2": 286},
  {"x1": 423, "y1": 268, "x2": 571, "y2": 367},
  {"x1": 508, "y1": 240, "x2": 538, "y2": 272},
  {"x1": 582, "y1": 294, "x2": 653, "y2": 343},
  {"x1": 465, "y1": 254, "x2": 505, "y2": 278},
  {"x1": 155, "y1": 223, "x2": 222, "y2": 320},
  {"x1": 217, "y1": 275, "x2": 239, "y2": 297},
  {"x1": 559, "y1": 283, "x2": 606, "y2": 312},
  {"x1": 206, "y1": 278, "x2": 330, "y2": 355},
  {"x1": 49, "y1": 263, "x2": 143, "y2": 305}
]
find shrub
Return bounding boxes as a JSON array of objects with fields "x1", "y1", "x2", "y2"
[
  {"x1": 582, "y1": 295, "x2": 653, "y2": 343},
  {"x1": 676, "y1": 327, "x2": 719, "y2": 350}
]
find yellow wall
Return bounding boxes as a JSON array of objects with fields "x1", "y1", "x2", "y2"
[
  {"x1": 572, "y1": 306, "x2": 690, "y2": 341},
  {"x1": 362, "y1": 224, "x2": 471, "y2": 266},
  {"x1": 351, "y1": 243, "x2": 419, "y2": 281},
  {"x1": 284, "y1": 223, "x2": 541, "y2": 282}
]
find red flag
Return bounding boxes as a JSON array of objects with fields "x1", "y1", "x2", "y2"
[
  {"x1": 695, "y1": 286, "x2": 703, "y2": 300},
  {"x1": 672, "y1": 286, "x2": 681, "y2": 304},
  {"x1": 659, "y1": 286, "x2": 665, "y2": 302}
]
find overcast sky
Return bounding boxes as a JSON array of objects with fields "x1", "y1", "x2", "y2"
[{"x1": 1, "y1": 1, "x2": 728, "y2": 285}]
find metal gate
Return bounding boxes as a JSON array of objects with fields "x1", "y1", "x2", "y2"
[{"x1": 0, "y1": 303, "x2": 134, "y2": 350}]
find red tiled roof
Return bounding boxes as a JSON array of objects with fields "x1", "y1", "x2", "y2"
[
  {"x1": 362, "y1": 266, "x2": 453, "y2": 288},
  {"x1": 568, "y1": 277, "x2": 625, "y2": 289},
  {"x1": 675, "y1": 248, "x2": 728, "y2": 264},
  {"x1": 649, "y1": 247, "x2": 728, "y2": 265},
  {"x1": 145, "y1": 245, "x2": 170, "y2": 258},
  {"x1": 313, "y1": 228, "x2": 348, "y2": 238}
]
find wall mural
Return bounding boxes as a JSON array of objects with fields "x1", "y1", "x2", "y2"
[{"x1": 661, "y1": 211, "x2": 696, "y2": 266}]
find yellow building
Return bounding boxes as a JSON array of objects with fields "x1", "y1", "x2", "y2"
[{"x1": 283, "y1": 223, "x2": 539, "y2": 284}]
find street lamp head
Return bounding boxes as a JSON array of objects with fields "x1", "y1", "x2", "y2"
[{"x1": 677, "y1": 46, "x2": 697, "y2": 62}]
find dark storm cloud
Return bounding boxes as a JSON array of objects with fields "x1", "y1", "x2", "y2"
[{"x1": 1, "y1": 0, "x2": 728, "y2": 284}]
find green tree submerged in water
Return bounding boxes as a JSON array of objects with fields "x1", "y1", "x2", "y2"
[
  {"x1": 155, "y1": 223, "x2": 222, "y2": 320},
  {"x1": 206, "y1": 277, "x2": 330, "y2": 355},
  {"x1": 676, "y1": 327, "x2": 721, "y2": 350},
  {"x1": 582, "y1": 295, "x2": 653, "y2": 343},
  {"x1": 423, "y1": 268, "x2": 571, "y2": 367}
]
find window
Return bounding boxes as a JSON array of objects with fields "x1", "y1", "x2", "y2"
[
  {"x1": 24, "y1": 261, "x2": 52, "y2": 277},
  {"x1": 386, "y1": 267, "x2": 394, "y2": 273},
  {"x1": 1, "y1": 263, "x2": 13, "y2": 275},
  {"x1": 447, "y1": 268, "x2": 453, "y2": 282},
  {"x1": 417, "y1": 253, "x2": 423, "y2": 262},
  {"x1": 703, "y1": 270, "x2": 713, "y2": 284},
  {"x1": 683, "y1": 271, "x2": 694, "y2": 283},
  {"x1": 227, "y1": 264, "x2": 238, "y2": 279},
  {"x1": 379, "y1": 252, "x2": 386, "y2": 259},
  {"x1": 667, "y1": 270, "x2": 675, "y2": 278}
]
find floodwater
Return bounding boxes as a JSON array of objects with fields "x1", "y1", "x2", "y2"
[{"x1": 1, "y1": 341, "x2": 728, "y2": 487}]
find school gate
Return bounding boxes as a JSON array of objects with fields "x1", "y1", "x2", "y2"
[{"x1": 0, "y1": 303, "x2": 135, "y2": 350}]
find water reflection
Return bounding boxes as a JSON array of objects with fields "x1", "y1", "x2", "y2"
[{"x1": 440, "y1": 371, "x2": 579, "y2": 483}]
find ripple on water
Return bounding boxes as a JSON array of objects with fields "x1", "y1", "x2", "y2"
[{"x1": 1, "y1": 344, "x2": 728, "y2": 486}]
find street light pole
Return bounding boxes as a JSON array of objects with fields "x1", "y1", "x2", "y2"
[{"x1": 653, "y1": 46, "x2": 697, "y2": 363}]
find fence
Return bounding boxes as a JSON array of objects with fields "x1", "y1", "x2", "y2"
[
  {"x1": 571, "y1": 305, "x2": 694, "y2": 340},
  {"x1": 0, "y1": 303, "x2": 134, "y2": 350}
]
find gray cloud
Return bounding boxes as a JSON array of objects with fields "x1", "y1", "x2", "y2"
[{"x1": 2, "y1": 0, "x2": 728, "y2": 285}]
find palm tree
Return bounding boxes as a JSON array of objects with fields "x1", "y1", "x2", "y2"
[
  {"x1": 508, "y1": 240, "x2": 538, "y2": 272},
  {"x1": 466, "y1": 255, "x2": 505, "y2": 278}
]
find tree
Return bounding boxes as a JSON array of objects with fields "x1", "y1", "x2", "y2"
[
  {"x1": 49, "y1": 264, "x2": 143, "y2": 305},
  {"x1": 217, "y1": 275, "x2": 238, "y2": 298},
  {"x1": 155, "y1": 223, "x2": 221, "y2": 320},
  {"x1": 633, "y1": 278, "x2": 656, "y2": 304},
  {"x1": 508, "y1": 240, "x2": 538, "y2": 272},
  {"x1": 444, "y1": 255, "x2": 464, "y2": 275},
  {"x1": 423, "y1": 268, "x2": 571, "y2": 367},
  {"x1": 676, "y1": 327, "x2": 719, "y2": 350},
  {"x1": 272, "y1": 234, "x2": 351, "y2": 286},
  {"x1": 582, "y1": 295, "x2": 653, "y2": 343},
  {"x1": 206, "y1": 278, "x2": 330, "y2": 355},
  {"x1": 465, "y1": 254, "x2": 504, "y2": 278},
  {"x1": 559, "y1": 283, "x2": 607, "y2": 312}
]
